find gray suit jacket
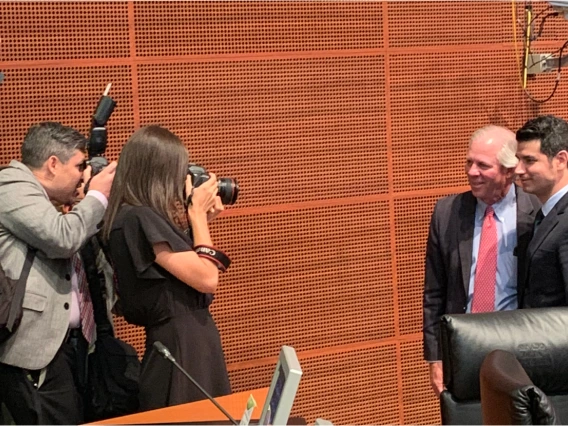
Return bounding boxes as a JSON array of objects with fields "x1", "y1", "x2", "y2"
[
  {"x1": 0, "y1": 160, "x2": 105, "y2": 370},
  {"x1": 423, "y1": 185, "x2": 540, "y2": 361}
]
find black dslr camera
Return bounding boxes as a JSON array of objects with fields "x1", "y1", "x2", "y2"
[
  {"x1": 88, "y1": 84, "x2": 116, "y2": 176},
  {"x1": 83, "y1": 85, "x2": 116, "y2": 193},
  {"x1": 188, "y1": 163, "x2": 239, "y2": 205}
]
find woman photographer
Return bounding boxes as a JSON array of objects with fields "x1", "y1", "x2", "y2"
[{"x1": 102, "y1": 125, "x2": 231, "y2": 410}]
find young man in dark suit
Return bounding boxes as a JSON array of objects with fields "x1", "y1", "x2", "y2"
[
  {"x1": 515, "y1": 115, "x2": 568, "y2": 308},
  {"x1": 423, "y1": 125, "x2": 540, "y2": 397}
]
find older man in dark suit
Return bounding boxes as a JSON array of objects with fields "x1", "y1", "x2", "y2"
[
  {"x1": 423, "y1": 125, "x2": 540, "y2": 397},
  {"x1": 516, "y1": 115, "x2": 568, "y2": 308}
]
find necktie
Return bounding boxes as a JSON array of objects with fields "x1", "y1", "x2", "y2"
[
  {"x1": 533, "y1": 209, "x2": 544, "y2": 237},
  {"x1": 471, "y1": 206, "x2": 498, "y2": 313},
  {"x1": 72, "y1": 254, "x2": 95, "y2": 344}
]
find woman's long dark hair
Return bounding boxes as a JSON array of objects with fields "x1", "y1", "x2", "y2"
[{"x1": 101, "y1": 125, "x2": 189, "y2": 241}]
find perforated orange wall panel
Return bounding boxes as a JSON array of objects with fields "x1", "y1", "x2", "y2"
[
  {"x1": 210, "y1": 202, "x2": 395, "y2": 363},
  {"x1": 133, "y1": 2, "x2": 384, "y2": 55},
  {"x1": 395, "y1": 194, "x2": 451, "y2": 336},
  {"x1": 2, "y1": 2, "x2": 568, "y2": 425},
  {"x1": 136, "y1": 57, "x2": 388, "y2": 206}
]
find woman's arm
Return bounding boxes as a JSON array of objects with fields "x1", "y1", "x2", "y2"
[{"x1": 153, "y1": 174, "x2": 222, "y2": 293}]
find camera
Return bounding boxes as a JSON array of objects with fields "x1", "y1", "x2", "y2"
[
  {"x1": 88, "y1": 84, "x2": 116, "y2": 176},
  {"x1": 83, "y1": 85, "x2": 116, "y2": 194},
  {"x1": 188, "y1": 163, "x2": 239, "y2": 205},
  {"x1": 88, "y1": 127, "x2": 109, "y2": 175}
]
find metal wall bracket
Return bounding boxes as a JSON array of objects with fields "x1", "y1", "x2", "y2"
[{"x1": 527, "y1": 53, "x2": 568, "y2": 75}]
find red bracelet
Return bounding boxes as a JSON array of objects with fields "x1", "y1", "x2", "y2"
[{"x1": 194, "y1": 245, "x2": 231, "y2": 272}]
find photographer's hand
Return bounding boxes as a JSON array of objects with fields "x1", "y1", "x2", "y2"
[
  {"x1": 186, "y1": 174, "x2": 217, "y2": 243},
  {"x1": 88, "y1": 161, "x2": 117, "y2": 199},
  {"x1": 206, "y1": 196, "x2": 224, "y2": 222},
  {"x1": 186, "y1": 174, "x2": 217, "y2": 215},
  {"x1": 79, "y1": 164, "x2": 93, "y2": 200}
]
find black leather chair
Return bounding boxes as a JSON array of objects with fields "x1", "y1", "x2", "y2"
[
  {"x1": 439, "y1": 307, "x2": 568, "y2": 425},
  {"x1": 480, "y1": 349, "x2": 558, "y2": 425}
]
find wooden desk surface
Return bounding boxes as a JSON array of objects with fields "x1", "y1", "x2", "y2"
[{"x1": 92, "y1": 387, "x2": 269, "y2": 425}]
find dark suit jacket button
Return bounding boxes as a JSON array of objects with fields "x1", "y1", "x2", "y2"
[
  {"x1": 65, "y1": 274, "x2": 71, "y2": 281},
  {"x1": 64, "y1": 303, "x2": 69, "y2": 310}
]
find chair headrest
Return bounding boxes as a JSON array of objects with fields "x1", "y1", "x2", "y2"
[{"x1": 441, "y1": 307, "x2": 568, "y2": 400}]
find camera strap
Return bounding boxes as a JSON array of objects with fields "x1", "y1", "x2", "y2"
[{"x1": 194, "y1": 245, "x2": 231, "y2": 272}]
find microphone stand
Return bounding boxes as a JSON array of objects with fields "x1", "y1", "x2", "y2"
[{"x1": 153, "y1": 341, "x2": 238, "y2": 425}]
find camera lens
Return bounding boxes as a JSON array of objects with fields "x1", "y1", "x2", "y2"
[
  {"x1": 188, "y1": 163, "x2": 239, "y2": 205},
  {"x1": 218, "y1": 178, "x2": 239, "y2": 205}
]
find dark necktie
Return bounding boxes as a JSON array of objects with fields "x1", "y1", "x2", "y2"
[{"x1": 533, "y1": 209, "x2": 544, "y2": 237}]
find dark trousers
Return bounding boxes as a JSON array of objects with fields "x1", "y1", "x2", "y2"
[{"x1": 0, "y1": 330, "x2": 88, "y2": 425}]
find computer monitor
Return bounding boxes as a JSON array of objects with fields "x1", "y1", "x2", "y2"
[{"x1": 258, "y1": 345, "x2": 302, "y2": 426}]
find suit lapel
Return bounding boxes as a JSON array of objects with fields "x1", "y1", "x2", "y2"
[
  {"x1": 515, "y1": 186, "x2": 538, "y2": 301},
  {"x1": 515, "y1": 186, "x2": 536, "y2": 245},
  {"x1": 528, "y1": 192, "x2": 568, "y2": 258},
  {"x1": 458, "y1": 192, "x2": 476, "y2": 295},
  {"x1": 527, "y1": 212, "x2": 559, "y2": 258}
]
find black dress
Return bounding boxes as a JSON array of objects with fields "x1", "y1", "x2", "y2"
[{"x1": 108, "y1": 205, "x2": 231, "y2": 410}]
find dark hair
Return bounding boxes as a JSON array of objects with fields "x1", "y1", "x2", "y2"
[
  {"x1": 516, "y1": 115, "x2": 568, "y2": 159},
  {"x1": 21, "y1": 122, "x2": 87, "y2": 169},
  {"x1": 102, "y1": 125, "x2": 189, "y2": 241}
]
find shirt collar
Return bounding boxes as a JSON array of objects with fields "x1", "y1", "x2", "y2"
[
  {"x1": 476, "y1": 184, "x2": 515, "y2": 221},
  {"x1": 542, "y1": 183, "x2": 568, "y2": 217}
]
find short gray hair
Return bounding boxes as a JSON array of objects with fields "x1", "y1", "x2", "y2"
[
  {"x1": 21, "y1": 122, "x2": 87, "y2": 169},
  {"x1": 470, "y1": 125, "x2": 518, "y2": 168}
]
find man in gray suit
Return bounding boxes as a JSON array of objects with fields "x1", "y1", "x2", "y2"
[
  {"x1": 0, "y1": 122, "x2": 116, "y2": 424},
  {"x1": 423, "y1": 125, "x2": 540, "y2": 397}
]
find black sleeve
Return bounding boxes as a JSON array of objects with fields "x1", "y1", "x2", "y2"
[
  {"x1": 122, "y1": 207, "x2": 192, "y2": 279},
  {"x1": 423, "y1": 201, "x2": 448, "y2": 362}
]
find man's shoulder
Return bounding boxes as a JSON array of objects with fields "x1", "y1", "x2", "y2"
[
  {"x1": 0, "y1": 161, "x2": 43, "y2": 205},
  {"x1": 514, "y1": 185, "x2": 541, "y2": 212},
  {"x1": 434, "y1": 191, "x2": 474, "y2": 211},
  {"x1": 0, "y1": 160, "x2": 36, "y2": 185}
]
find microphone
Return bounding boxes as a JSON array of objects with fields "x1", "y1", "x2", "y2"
[{"x1": 153, "y1": 341, "x2": 238, "y2": 425}]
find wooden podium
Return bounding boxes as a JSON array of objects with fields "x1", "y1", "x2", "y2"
[{"x1": 91, "y1": 388, "x2": 268, "y2": 425}]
